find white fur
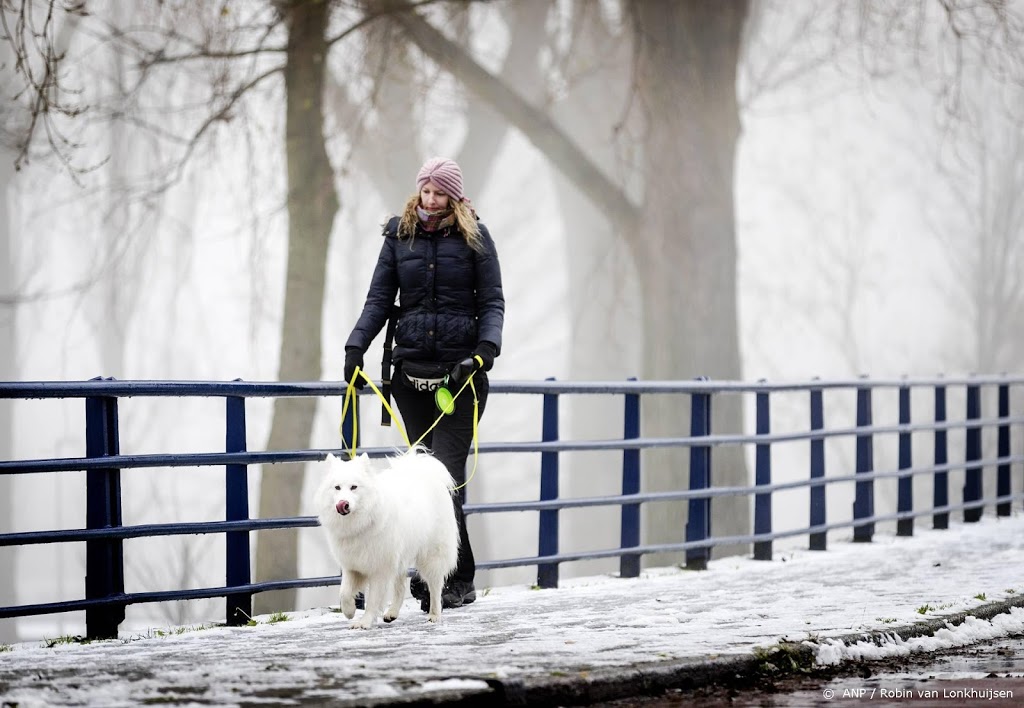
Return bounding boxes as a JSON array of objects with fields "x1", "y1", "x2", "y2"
[{"x1": 313, "y1": 449, "x2": 459, "y2": 628}]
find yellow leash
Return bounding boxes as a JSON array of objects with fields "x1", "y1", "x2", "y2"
[
  {"x1": 340, "y1": 367, "x2": 410, "y2": 457},
  {"x1": 339, "y1": 367, "x2": 480, "y2": 490}
]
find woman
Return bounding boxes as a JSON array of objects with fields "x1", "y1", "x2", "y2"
[{"x1": 343, "y1": 156, "x2": 505, "y2": 610}]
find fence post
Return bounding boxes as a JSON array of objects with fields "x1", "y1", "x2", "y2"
[
  {"x1": 897, "y1": 384, "x2": 914, "y2": 537},
  {"x1": 963, "y1": 382, "x2": 983, "y2": 522},
  {"x1": 997, "y1": 383, "x2": 1011, "y2": 517},
  {"x1": 933, "y1": 383, "x2": 949, "y2": 530},
  {"x1": 537, "y1": 378, "x2": 559, "y2": 589},
  {"x1": 852, "y1": 384, "x2": 874, "y2": 542},
  {"x1": 809, "y1": 386, "x2": 826, "y2": 551},
  {"x1": 685, "y1": 382, "x2": 712, "y2": 571},
  {"x1": 753, "y1": 388, "x2": 772, "y2": 561},
  {"x1": 225, "y1": 391, "x2": 251, "y2": 625},
  {"x1": 84, "y1": 380, "x2": 126, "y2": 640},
  {"x1": 619, "y1": 379, "x2": 641, "y2": 578}
]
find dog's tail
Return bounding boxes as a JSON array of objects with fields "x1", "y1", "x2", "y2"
[
  {"x1": 394, "y1": 445, "x2": 457, "y2": 492},
  {"x1": 403, "y1": 443, "x2": 431, "y2": 458}
]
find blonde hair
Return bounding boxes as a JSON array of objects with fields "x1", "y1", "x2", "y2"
[{"x1": 397, "y1": 194, "x2": 484, "y2": 252}]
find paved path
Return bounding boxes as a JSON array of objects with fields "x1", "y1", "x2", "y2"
[{"x1": 2, "y1": 515, "x2": 1023, "y2": 706}]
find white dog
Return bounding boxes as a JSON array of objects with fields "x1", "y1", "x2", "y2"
[{"x1": 314, "y1": 448, "x2": 459, "y2": 628}]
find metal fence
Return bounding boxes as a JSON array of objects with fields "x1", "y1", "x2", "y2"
[{"x1": 1, "y1": 374, "x2": 1022, "y2": 640}]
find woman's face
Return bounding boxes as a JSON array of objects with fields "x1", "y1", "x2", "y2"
[{"x1": 419, "y1": 181, "x2": 451, "y2": 212}]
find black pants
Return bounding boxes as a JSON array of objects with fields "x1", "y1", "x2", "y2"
[{"x1": 392, "y1": 364, "x2": 489, "y2": 586}]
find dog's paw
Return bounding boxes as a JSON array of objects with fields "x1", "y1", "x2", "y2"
[
  {"x1": 340, "y1": 599, "x2": 356, "y2": 619},
  {"x1": 426, "y1": 612, "x2": 441, "y2": 623},
  {"x1": 383, "y1": 613, "x2": 398, "y2": 623},
  {"x1": 350, "y1": 616, "x2": 376, "y2": 630}
]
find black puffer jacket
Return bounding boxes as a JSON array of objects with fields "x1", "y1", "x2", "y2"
[{"x1": 345, "y1": 216, "x2": 504, "y2": 364}]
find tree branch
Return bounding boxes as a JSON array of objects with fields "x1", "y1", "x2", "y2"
[
  {"x1": 386, "y1": 0, "x2": 641, "y2": 231},
  {"x1": 1, "y1": 0, "x2": 90, "y2": 174}
]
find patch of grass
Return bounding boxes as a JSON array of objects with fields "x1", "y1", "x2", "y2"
[
  {"x1": 44, "y1": 634, "x2": 89, "y2": 648},
  {"x1": 752, "y1": 642, "x2": 816, "y2": 676},
  {"x1": 975, "y1": 593, "x2": 987, "y2": 602},
  {"x1": 226, "y1": 607, "x2": 287, "y2": 626},
  {"x1": 232, "y1": 607, "x2": 260, "y2": 626},
  {"x1": 1006, "y1": 589, "x2": 1018, "y2": 595},
  {"x1": 0, "y1": 644, "x2": 11, "y2": 653},
  {"x1": 875, "y1": 617, "x2": 898, "y2": 624},
  {"x1": 916, "y1": 604, "x2": 933, "y2": 615},
  {"x1": 116, "y1": 624, "x2": 215, "y2": 645}
]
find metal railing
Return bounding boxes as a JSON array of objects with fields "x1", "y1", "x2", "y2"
[{"x1": 1, "y1": 374, "x2": 1021, "y2": 640}]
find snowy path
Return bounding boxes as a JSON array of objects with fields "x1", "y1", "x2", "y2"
[{"x1": 2, "y1": 514, "x2": 1023, "y2": 706}]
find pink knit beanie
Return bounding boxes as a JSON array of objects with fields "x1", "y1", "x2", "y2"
[{"x1": 416, "y1": 157, "x2": 465, "y2": 202}]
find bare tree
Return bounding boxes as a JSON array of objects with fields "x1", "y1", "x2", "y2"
[
  {"x1": 0, "y1": 0, "x2": 85, "y2": 640},
  {"x1": 367, "y1": 0, "x2": 1024, "y2": 564},
  {"x1": 384, "y1": 0, "x2": 751, "y2": 563},
  {"x1": 252, "y1": 0, "x2": 340, "y2": 614},
  {"x1": 925, "y1": 92, "x2": 1024, "y2": 374},
  {"x1": 6, "y1": 0, "x2": 1024, "y2": 619},
  {"x1": 1, "y1": 0, "x2": 331, "y2": 613}
]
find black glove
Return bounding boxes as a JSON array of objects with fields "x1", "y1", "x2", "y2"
[
  {"x1": 448, "y1": 357, "x2": 475, "y2": 386},
  {"x1": 344, "y1": 348, "x2": 365, "y2": 389},
  {"x1": 473, "y1": 341, "x2": 497, "y2": 371},
  {"x1": 449, "y1": 342, "x2": 497, "y2": 384}
]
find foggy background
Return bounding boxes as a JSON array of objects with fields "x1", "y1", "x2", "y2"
[{"x1": 1, "y1": 0, "x2": 1022, "y2": 643}]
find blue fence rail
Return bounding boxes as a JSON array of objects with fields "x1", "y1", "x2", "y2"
[{"x1": 1, "y1": 375, "x2": 1022, "y2": 640}]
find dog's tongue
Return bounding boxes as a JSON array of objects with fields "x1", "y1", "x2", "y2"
[{"x1": 336, "y1": 499, "x2": 350, "y2": 515}]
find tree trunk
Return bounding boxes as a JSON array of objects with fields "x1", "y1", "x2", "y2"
[
  {"x1": 629, "y1": 1, "x2": 750, "y2": 562},
  {"x1": 255, "y1": 0, "x2": 339, "y2": 615},
  {"x1": 399, "y1": 0, "x2": 752, "y2": 564}
]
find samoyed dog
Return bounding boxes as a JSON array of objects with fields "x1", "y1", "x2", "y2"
[{"x1": 314, "y1": 448, "x2": 459, "y2": 628}]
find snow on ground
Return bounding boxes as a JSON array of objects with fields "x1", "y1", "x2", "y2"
[
  {"x1": 813, "y1": 608, "x2": 1024, "y2": 665},
  {"x1": 1, "y1": 513, "x2": 1023, "y2": 706}
]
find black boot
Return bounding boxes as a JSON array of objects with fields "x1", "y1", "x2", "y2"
[
  {"x1": 410, "y1": 574, "x2": 430, "y2": 613},
  {"x1": 441, "y1": 581, "x2": 476, "y2": 609}
]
